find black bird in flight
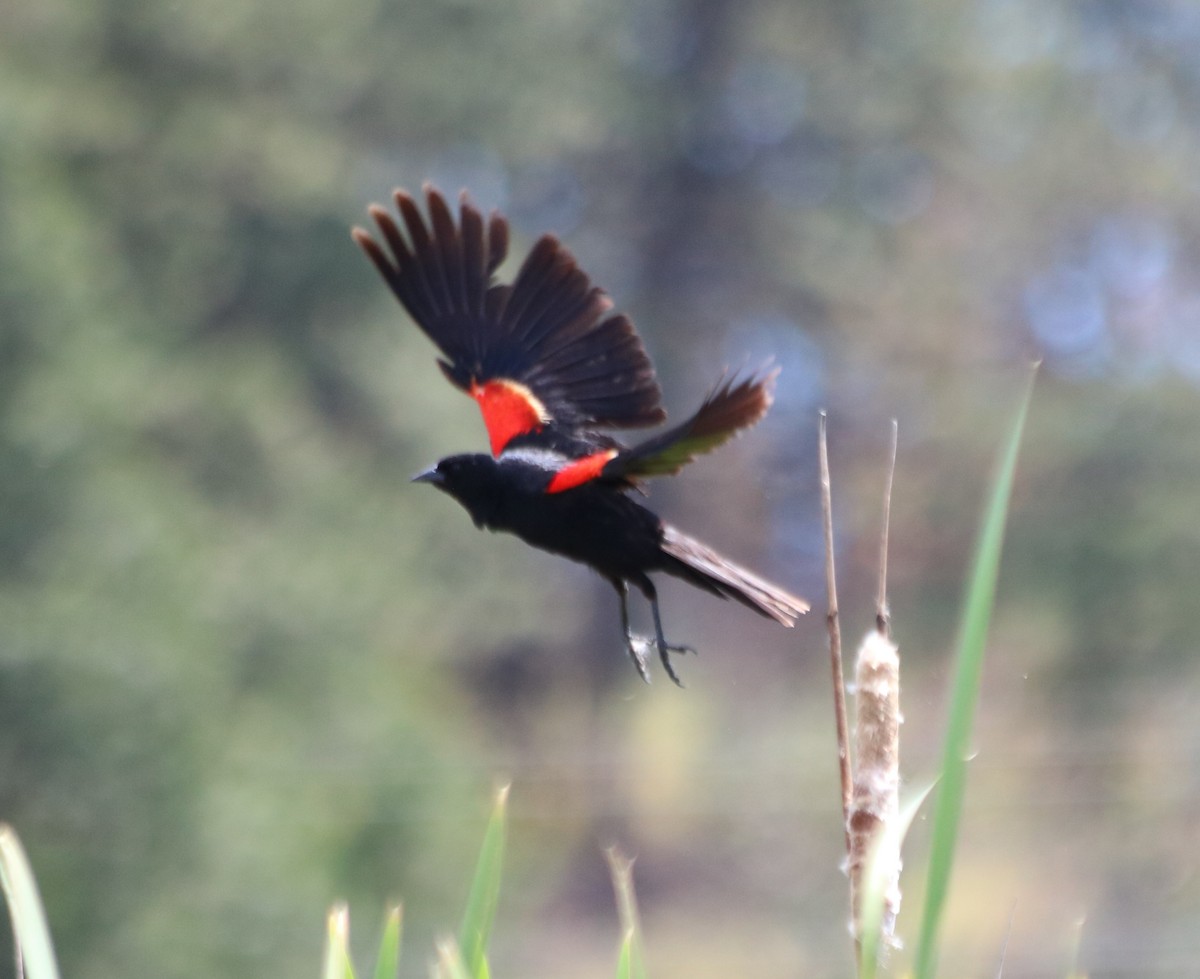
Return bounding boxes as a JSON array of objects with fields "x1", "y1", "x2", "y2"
[{"x1": 353, "y1": 185, "x2": 808, "y2": 685}]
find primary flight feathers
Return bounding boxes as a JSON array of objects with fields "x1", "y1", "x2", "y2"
[
  {"x1": 353, "y1": 185, "x2": 664, "y2": 456},
  {"x1": 601, "y1": 369, "x2": 779, "y2": 481}
]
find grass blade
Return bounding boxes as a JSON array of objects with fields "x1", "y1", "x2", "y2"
[
  {"x1": 434, "y1": 937, "x2": 473, "y2": 979},
  {"x1": 372, "y1": 905, "x2": 403, "y2": 979},
  {"x1": 0, "y1": 825, "x2": 62, "y2": 979},
  {"x1": 1065, "y1": 915, "x2": 1087, "y2": 979},
  {"x1": 913, "y1": 367, "x2": 1037, "y2": 979},
  {"x1": 615, "y1": 930, "x2": 637, "y2": 979},
  {"x1": 323, "y1": 903, "x2": 357, "y2": 979},
  {"x1": 458, "y1": 784, "x2": 509, "y2": 979},
  {"x1": 859, "y1": 780, "x2": 936, "y2": 979},
  {"x1": 605, "y1": 847, "x2": 647, "y2": 979}
]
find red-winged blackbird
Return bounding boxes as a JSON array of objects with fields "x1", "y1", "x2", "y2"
[{"x1": 353, "y1": 185, "x2": 808, "y2": 685}]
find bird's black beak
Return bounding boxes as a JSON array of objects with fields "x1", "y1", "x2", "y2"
[{"x1": 411, "y1": 466, "x2": 444, "y2": 486}]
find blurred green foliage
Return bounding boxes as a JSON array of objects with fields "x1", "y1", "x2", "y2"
[{"x1": 2, "y1": 0, "x2": 1199, "y2": 976}]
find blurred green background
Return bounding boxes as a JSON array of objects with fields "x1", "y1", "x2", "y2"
[{"x1": 2, "y1": 0, "x2": 1199, "y2": 975}]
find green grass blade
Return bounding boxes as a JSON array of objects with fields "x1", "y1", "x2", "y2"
[
  {"x1": 615, "y1": 930, "x2": 636, "y2": 979},
  {"x1": 434, "y1": 937, "x2": 474, "y2": 979},
  {"x1": 859, "y1": 780, "x2": 936, "y2": 979},
  {"x1": 913, "y1": 368, "x2": 1037, "y2": 979},
  {"x1": 322, "y1": 903, "x2": 357, "y2": 979},
  {"x1": 0, "y1": 825, "x2": 62, "y2": 979},
  {"x1": 372, "y1": 905, "x2": 403, "y2": 979},
  {"x1": 1065, "y1": 915, "x2": 1087, "y2": 979},
  {"x1": 457, "y1": 784, "x2": 509, "y2": 979},
  {"x1": 605, "y1": 848, "x2": 648, "y2": 979}
]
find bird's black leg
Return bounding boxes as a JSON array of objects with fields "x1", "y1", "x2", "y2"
[
  {"x1": 614, "y1": 580, "x2": 652, "y2": 683},
  {"x1": 643, "y1": 580, "x2": 695, "y2": 688}
]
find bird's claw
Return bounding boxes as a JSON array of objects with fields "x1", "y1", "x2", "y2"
[{"x1": 658, "y1": 645, "x2": 687, "y2": 688}]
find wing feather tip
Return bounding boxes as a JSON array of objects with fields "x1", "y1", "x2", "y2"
[{"x1": 356, "y1": 182, "x2": 674, "y2": 438}]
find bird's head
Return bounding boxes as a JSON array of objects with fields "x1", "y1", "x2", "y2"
[{"x1": 412, "y1": 453, "x2": 504, "y2": 528}]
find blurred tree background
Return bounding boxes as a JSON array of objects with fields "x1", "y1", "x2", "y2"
[{"x1": 2, "y1": 0, "x2": 1199, "y2": 975}]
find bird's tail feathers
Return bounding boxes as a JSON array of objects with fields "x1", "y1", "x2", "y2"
[{"x1": 660, "y1": 524, "x2": 809, "y2": 626}]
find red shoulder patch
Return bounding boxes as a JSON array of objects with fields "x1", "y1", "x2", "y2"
[
  {"x1": 546, "y1": 449, "x2": 619, "y2": 494},
  {"x1": 471, "y1": 379, "x2": 550, "y2": 456}
]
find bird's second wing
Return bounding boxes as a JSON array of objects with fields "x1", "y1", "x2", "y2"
[
  {"x1": 353, "y1": 185, "x2": 665, "y2": 455},
  {"x1": 543, "y1": 369, "x2": 777, "y2": 493}
]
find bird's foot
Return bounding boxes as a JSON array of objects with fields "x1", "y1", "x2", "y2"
[
  {"x1": 626, "y1": 635, "x2": 695, "y2": 687},
  {"x1": 657, "y1": 641, "x2": 694, "y2": 688}
]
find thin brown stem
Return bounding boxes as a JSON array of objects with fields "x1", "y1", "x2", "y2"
[
  {"x1": 876, "y1": 419, "x2": 898, "y2": 635},
  {"x1": 849, "y1": 420, "x2": 904, "y2": 956},
  {"x1": 819, "y1": 412, "x2": 853, "y2": 855}
]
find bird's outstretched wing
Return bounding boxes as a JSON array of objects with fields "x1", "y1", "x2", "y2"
[
  {"x1": 353, "y1": 185, "x2": 665, "y2": 456},
  {"x1": 543, "y1": 370, "x2": 777, "y2": 493}
]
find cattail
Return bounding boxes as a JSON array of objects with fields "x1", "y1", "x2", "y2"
[{"x1": 848, "y1": 628, "x2": 902, "y2": 948}]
